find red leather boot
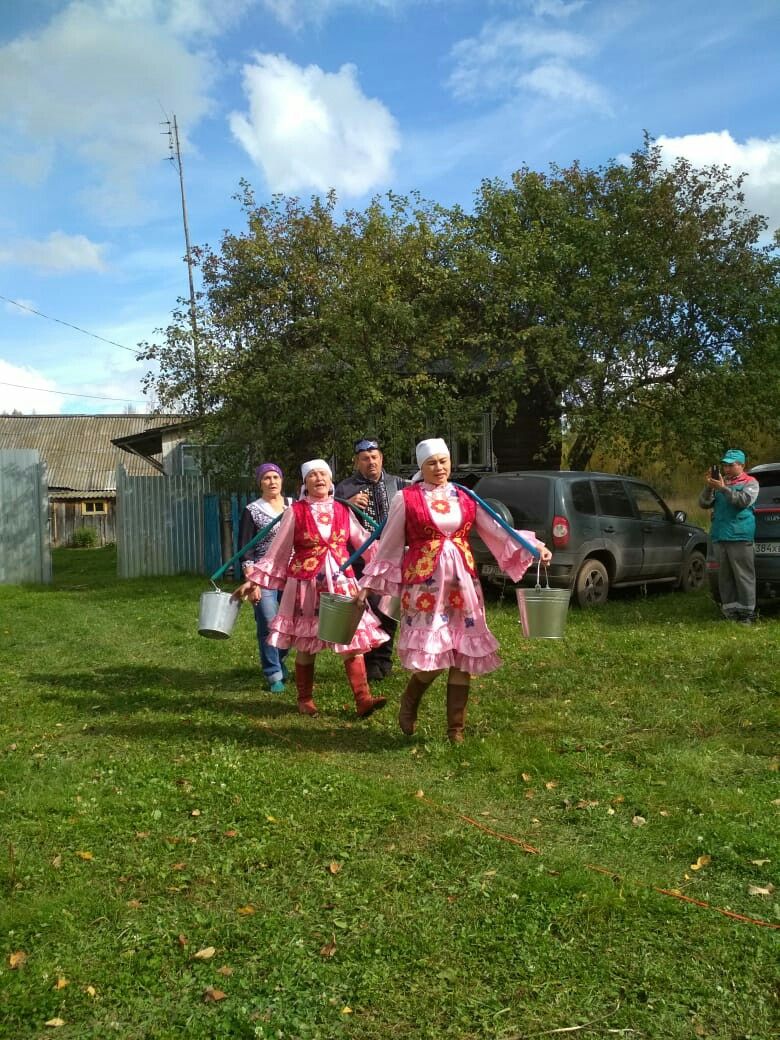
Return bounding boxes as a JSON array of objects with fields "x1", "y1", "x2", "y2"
[
  {"x1": 398, "y1": 674, "x2": 432, "y2": 735},
  {"x1": 295, "y1": 661, "x2": 318, "y2": 716},
  {"x1": 446, "y1": 680, "x2": 469, "y2": 743},
  {"x1": 344, "y1": 656, "x2": 387, "y2": 718}
]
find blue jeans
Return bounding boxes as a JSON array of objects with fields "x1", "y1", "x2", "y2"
[{"x1": 254, "y1": 589, "x2": 288, "y2": 684}]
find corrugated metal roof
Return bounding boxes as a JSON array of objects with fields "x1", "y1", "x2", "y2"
[{"x1": 0, "y1": 414, "x2": 183, "y2": 492}]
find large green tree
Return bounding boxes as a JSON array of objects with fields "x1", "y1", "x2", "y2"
[
  {"x1": 143, "y1": 140, "x2": 779, "y2": 478},
  {"x1": 459, "y1": 139, "x2": 779, "y2": 470}
]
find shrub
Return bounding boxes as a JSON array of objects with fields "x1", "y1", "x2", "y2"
[{"x1": 71, "y1": 526, "x2": 99, "y2": 548}]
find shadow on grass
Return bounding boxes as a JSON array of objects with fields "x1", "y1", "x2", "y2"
[{"x1": 33, "y1": 665, "x2": 401, "y2": 754}]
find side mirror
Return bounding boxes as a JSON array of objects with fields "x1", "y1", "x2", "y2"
[{"x1": 674, "y1": 510, "x2": 687, "y2": 523}]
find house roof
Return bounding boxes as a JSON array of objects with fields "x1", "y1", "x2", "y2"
[{"x1": 0, "y1": 414, "x2": 183, "y2": 493}]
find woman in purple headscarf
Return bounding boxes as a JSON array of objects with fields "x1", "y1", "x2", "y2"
[{"x1": 237, "y1": 462, "x2": 293, "y2": 693}]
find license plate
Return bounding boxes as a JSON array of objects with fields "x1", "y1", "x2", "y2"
[{"x1": 755, "y1": 542, "x2": 780, "y2": 554}]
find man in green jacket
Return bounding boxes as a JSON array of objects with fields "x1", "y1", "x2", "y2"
[{"x1": 699, "y1": 449, "x2": 759, "y2": 624}]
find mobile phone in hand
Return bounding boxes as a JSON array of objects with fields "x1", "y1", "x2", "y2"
[{"x1": 710, "y1": 465, "x2": 720, "y2": 480}]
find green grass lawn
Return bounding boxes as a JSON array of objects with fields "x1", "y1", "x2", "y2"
[{"x1": 1, "y1": 548, "x2": 777, "y2": 1039}]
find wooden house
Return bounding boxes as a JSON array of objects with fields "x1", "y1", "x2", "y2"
[{"x1": 0, "y1": 414, "x2": 184, "y2": 547}]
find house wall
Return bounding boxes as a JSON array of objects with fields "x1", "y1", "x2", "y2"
[{"x1": 50, "y1": 500, "x2": 115, "y2": 547}]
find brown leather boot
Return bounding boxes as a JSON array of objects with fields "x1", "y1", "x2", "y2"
[
  {"x1": 446, "y1": 681, "x2": 469, "y2": 743},
  {"x1": 398, "y1": 675, "x2": 430, "y2": 735},
  {"x1": 295, "y1": 661, "x2": 318, "y2": 716},
  {"x1": 344, "y1": 656, "x2": 387, "y2": 718}
]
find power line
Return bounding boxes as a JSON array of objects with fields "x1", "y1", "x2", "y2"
[
  {"x1": 0, "y1": 380, "x2": 147, "y2": 404},
  {"x1": 0, "y1": 295, "x2": 140, "y2": 354}
]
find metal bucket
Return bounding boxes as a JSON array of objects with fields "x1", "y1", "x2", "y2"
[
  {"x1": 377, "y1": 594, "x2": 401, "y2": 621},
  {"x1": 318, "y1": 592, "x2": 364, "y2": 644},
  {"x1": 516, "y1": 585, "x2": 570, "y2": 639},
  {"x1": 198, "y1": 589, "x2": 241, "y2": 640}
]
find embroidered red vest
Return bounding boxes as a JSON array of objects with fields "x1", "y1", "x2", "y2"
[
  {"x1": 287, "y1": 500, "x2": 353, "y2": 581},
  {"x1": 401, "y1": 484, "x2": 477, "y2": 584}
]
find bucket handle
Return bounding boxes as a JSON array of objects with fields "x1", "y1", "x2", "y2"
[{"x1": 533, "y1": 558, "x2": 552, "y2": 590}]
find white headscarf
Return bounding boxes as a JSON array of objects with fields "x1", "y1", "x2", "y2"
[
  {"x1": 301, "y1": 458, "x2": 332, "y2": 482},
  {"x1": 300, "y1": 458, "x2": 334, "y2": 498},
  {"x1": 412, "y1": 438, "x2": 450, "y2": 483}
]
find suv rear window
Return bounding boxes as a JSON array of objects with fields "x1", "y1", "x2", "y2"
[
  {"x1": 594, "y1": 479, "x2": 634, "y2": 518},
  {"x1": 752, "y1": 467, "x2": 780, "y2": 503},
  {"x1": 473, "y1": 476, "x2": 550, "y2": 527},
  {"x1": 570, "y1": 479, "x2": 597, "y2": 515}
]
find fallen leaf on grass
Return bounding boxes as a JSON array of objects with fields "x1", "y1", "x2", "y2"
[
  {"x1": 51, "y1": 855, "x2": 62, "y2": 869},
  {"x1": 747, "y1": 883, "x2": 775, "y2": 897},
  {"x1": 190, "y1": 809, "x2": 201, "y2": 817},
  {"x1": 85, "y1": 985, "x2": 97, "y2": 998},
  {"x1": 216, "y1": 965, "x2": 233, "y2": 977},
  {"x1": 319, "y1": 940, "x2": 337, "y2": 958},
  {"x1": 135, "y1": 831, "x2": 150, "y2": 839},
  {"x1": 9, "y1": 951, "x2": 28, "y2": 969},
  {"x1": 544, "y1": 781, "x2": 558, "y2": 790},
  {"x1": 524, "y1": 789, "x2": 535, "y2": 800},
  {"x1": 265, "y1": 815, "x2": 277, "y2": 823},
  {"x1": 328, "y1": 861, "x2": 342, "y2": 875},
  {"x1": 236, "y1": 905, "x2": 255, "y2": 916},
  {"x1": 193, "y1": 946, "x2": 216, "y2": 960},
  {"x1": 44, "y1": 1018, "x2": 65, "y2": 1027},
  {"x1": 75, "y1": 850, "x2": 93, "y2": 860},
  {"x1": 632, "y1": 815, "x2": 647, "y2": 827},
  {"x1": 177, "y1": 934, "x2": 188, "y2": 948},
  {"x1": 750, "y1": 859, "x2": 770, "y2": 866},
  {"x1": 54, "y1": 977, "x2": 69, "y2": 990},
  {"x1": 223, "y1": 829, "x2": 238, "y2": 838},
  {"x1": 690, "y1": 855, "x2": 711, "y2": 871},
  {"x1": 127, "y1": 899, "x2": 143, "y2": 909},
  {"x1": 414, "y1": 790, "x2": 424, "y2": 799},
  {"x1": 341, "y1": 1006, "x2": 353, "y2": 1015},
  {"x1": 203, "y1": 986, "x2": 227, "y2": 1002},
  {"x1": 171, "y1": 862, "x2": 186, "y2": 871},
  {"x1": 521, "y1": 772, "x2": 532, "y2": 783}
]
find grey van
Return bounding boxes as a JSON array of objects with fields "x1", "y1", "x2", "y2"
[{"x1": 471, "y1": 471, "x2": 708, "y2": 606}]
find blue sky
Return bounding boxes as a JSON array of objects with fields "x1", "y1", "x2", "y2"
[{"x1": 1, "y1": 0, "x2": 779, "y2": 414}]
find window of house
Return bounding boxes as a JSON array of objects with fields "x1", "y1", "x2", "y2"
[{"x1": 82, "y1": 500, "x2": 108, "y2": 515}]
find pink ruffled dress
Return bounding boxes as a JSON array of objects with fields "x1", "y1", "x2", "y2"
[
  {"x1": 244, "y1": 498, "x2": 389, "y2": 657},
  {"x1": 360, "y1": 483, "x2": 538, "y2": 674}
]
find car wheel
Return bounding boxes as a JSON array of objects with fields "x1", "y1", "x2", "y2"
[
  {"x1": 679, "y1": 550, "x2": 706, "y2": 592},
  {"x1": 574, "y1": 558, "x2": 609, "y2": 607}
]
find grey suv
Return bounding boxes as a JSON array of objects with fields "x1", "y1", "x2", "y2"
[{"x1": 471, "y1": 471, "x2": 708, "y2": 606}]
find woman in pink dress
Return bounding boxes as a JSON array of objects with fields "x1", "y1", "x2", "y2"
[
  {"x1": 357, "y1": 439, "x2": 551, "y2": 742},
  {"x1": 234, "y1": 459, "x2": 388, "y2": 718}
]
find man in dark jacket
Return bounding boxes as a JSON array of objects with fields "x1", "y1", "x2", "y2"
[{"x1": 335, "y1": 437, "x2": 409, "y2": 679}]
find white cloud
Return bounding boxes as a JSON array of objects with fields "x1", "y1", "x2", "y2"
[
  {"x1": 229, "y1": 54, "x2": 401, "y2": 196},
  {"x1": 656, "y1": 131, "x2": 780, "y2": 232},
  {"x1": 98, "y1": 0, "x2": 255, "y2": 37},
  {"x1": 0, "y1": 359, "x2": 63, "y2": 414},
  {"x1": 447, "y1": 18, "x2": 609, "y2": 112},
  {"x1": 519, "y1": 60, "x2": 608, "y2": 109},
  {"x1": 258, "y1": 0, "x2": 411, "y2": 31},
  {"x1": 4, "y1": 299, "x2": 36, "y2": 317},
  {"x1": 531, "y1": 0, "x2": 586, "y2": 18},
  {"x1": 0, "y1": 1, "x2": 216, "y2": 224},
  {"x1": 0, "y1": 233, "x2": 108, "y2": 274}
]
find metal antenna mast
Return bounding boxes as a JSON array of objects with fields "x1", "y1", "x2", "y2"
[{"x1": 165, "y1": 114, "x2": 204, "y2": 414}]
